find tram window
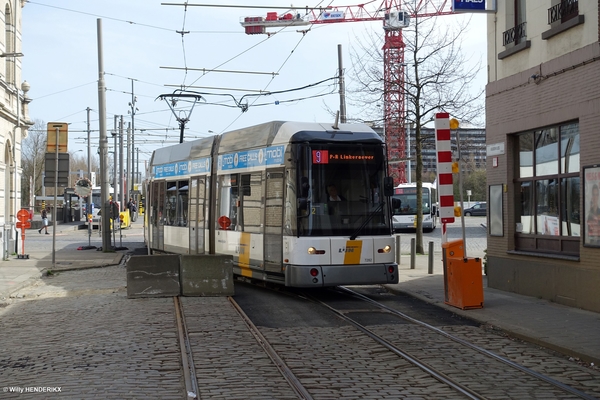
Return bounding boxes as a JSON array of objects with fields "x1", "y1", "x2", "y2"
[
  {"x1": 154, "y1": 181, "x2": 165, "y2": 226},
  {"x1": 177, "y1": 181, "x2": 188, "y2": 227},
  {"x1": 165, "y1": 185, "x2": 177, "y2": 226},
  {"x1": 241, "y1": 174, "x2": 251, "y2": 196},
  {"x1": 240, "y1": 173, "x2": 263, "y2": 233},
  {"x1": 217, "y1": 175, "x2": 235, "y2": 230}
]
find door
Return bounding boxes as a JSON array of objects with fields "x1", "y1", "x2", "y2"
[{"x1": 264, "y1": 169, "x2": 284, "y2": 272}]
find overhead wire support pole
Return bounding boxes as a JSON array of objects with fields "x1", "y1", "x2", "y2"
[
  {"x1": 119, "y1": 116, "x2": 124, "y2": 205},
  {"x1": 97, "y1": 19, "x2": 111, "y2": 252},
  {"x1": 87, "y1": 107, "x2": 92, "y2": 245},
  {"x1": 113, "y1": 115, "x2": 118, "y2": 207},
  {"x1": 129, "y1": 79, "x2": 137, "y2": 197},
  {"x1": 52, "y1": 126, "x2": 59, "y2": 268}
]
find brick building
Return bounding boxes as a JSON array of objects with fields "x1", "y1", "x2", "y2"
[{"x1": 485, "y1": 0, "x2": 600, "y2": 312}]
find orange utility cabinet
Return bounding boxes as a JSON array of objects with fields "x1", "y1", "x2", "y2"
[{"x1": 442, "y1": 240, "x2": 484, "y2": 310}]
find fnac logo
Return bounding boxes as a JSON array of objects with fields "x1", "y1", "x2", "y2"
[{"x1": 453, "y1": 0, "x2": 485, "y2": 11}]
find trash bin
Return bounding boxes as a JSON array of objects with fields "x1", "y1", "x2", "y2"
[{"x1": 442, "y1": 239, "x2": 484, "y2": 310}]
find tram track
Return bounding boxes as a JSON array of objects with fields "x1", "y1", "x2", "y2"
[
  {"x1": 174, "y1": 293, "x2": 313, "y2": 400},
  {"x1": 174, "y1": 296, "x2": 199, "y2": 399},
  {"x1": 303, "y1": 286, "x2": 598, "y2": 400},
  {"x1": 227, "y1": 296, "x2": 314, "y2": 400},
  {"x1": 172, "y1": 282, "x2": 599, "y2": 399}
]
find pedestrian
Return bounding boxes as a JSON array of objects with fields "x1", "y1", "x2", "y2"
[
  {"x1": 127, "y1": 198, "x2": 137, "y2": 222},
  {"x1": 38, "y1": 208, "x2": 49, "y2": 234}
]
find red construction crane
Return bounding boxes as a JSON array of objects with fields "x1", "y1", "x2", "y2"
[{"x1": 240, "y1": 1, "x2": 454, "y2": 184}]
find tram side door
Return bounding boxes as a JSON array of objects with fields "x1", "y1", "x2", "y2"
[
  {"x1": 151, "y1": 180, "x2": 165, "y2": 251},
  {"x1": 264, "y1": 168, "x2": 284, "y2": 273},
  {"x1": 188, "y1": 176, "x2": 207, "y2": 254}
]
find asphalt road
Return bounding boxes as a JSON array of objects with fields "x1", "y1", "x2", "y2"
[{"x1": 395, "y1": 215, "x2": 487, "y2": 257}]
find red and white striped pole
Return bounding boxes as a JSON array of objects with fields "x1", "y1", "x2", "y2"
[{"x1": 435, "y1": 113, "x2": 455, "y2": 244}]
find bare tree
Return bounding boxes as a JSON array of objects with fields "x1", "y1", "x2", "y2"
[
  {"x1": 347, "y1": 8, "x2": 484, "y2": 253},
  {"x1": 21, "y1": 119, "x2": 47, "y2": 207}
]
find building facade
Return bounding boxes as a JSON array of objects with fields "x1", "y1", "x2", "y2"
[
  {"x1": 486, "y1": 0, "x2": 600, "y2": 312},
  {"x1": 0, "y1": 0, "x2": 31, "y2": 259},
  {"x1": 373, "y1": 126, "x2": 487, "y2": 177}
]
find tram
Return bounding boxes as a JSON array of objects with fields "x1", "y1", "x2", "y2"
[{"x1": 146, "y1": 121, "x2": 398, "y2": 287}]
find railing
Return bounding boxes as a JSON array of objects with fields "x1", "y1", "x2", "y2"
[
  {"x1": 548, "y1": 0, "x2": 579, "y2": 24},
  {"x1": 503, "y1": 22, "x2": 527, "y2": 46}
]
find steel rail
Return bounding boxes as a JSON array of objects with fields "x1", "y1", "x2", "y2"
[
  {"x1": 337, "y1": 286, "x2": 597, "y2": 400},
  {"x1": 227, "y1": 296, "x2": 313, "y2": 400},
  {"x1": 302, "y1": 291, "x2": 483, "y2": 399},
  {"x1": 174, "y1": 296, "x2": 200, "y2": 400}
]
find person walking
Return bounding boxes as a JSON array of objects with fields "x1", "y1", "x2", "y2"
[
  {"x1": 38, "y1": 208, "x2": 49, "y2": 234},
  {"x1": 127, "y1": 198, "x2": 137, "y2": 223}
]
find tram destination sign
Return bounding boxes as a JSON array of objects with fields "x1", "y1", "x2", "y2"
[{"x1": 312, "y1": 150, "x2": 375, "y2": 164}]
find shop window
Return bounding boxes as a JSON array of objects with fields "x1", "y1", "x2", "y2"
[{"x1": 514, "y1": 122, "x2": 580, "y2": 256}]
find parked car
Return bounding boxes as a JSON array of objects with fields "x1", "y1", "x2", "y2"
[{"x1": 464, "y1": 202, "x2": 487, "y2": 216}]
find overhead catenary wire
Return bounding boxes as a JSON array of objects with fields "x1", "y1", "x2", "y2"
[{"x1": 28, "y1": 1, "x2": 344, "y2": 149}]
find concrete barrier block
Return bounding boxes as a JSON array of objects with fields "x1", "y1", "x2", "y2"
[
  {"x1": 127, "y1": 254, "x2": 180, "y2": 298},
  {"x1": 180, "y1": 255, "x2": 234, "y2": 296}
]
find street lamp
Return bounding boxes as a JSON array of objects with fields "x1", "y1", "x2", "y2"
[{"x1": 0, "y1": 52, "x2": 24, "y2": 58}]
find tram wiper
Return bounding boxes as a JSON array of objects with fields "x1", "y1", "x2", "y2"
[{"x1": 350, "y1": 202, "x2": 384, "y2": 240}]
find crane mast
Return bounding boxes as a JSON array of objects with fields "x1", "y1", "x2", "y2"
[{"x1": 240, "y1": 1, "x2": 453, "y2": 184}]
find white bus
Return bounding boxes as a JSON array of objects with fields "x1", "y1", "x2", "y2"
[
  {"x1": 85, "y1": 187, "x2": 114, "y2": 228},
  {"x1": 391, "y1": 182, "x2": 437, "y2": 232}
]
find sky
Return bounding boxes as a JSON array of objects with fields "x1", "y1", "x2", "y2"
[{"x1": 21, "y1": 1, "x2": 487, "y2": 169}]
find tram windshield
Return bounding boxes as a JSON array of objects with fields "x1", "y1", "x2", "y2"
[{"x1": 294, "y1": 143, "x2": 392, "y2": 236}]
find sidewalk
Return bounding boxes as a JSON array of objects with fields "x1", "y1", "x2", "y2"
[
  {"x1": 0, "y1": 222, "x2": 132, "y2": 301},
  {"x1": 1, "y1": 224, "x2": 599, "y2": 367}
]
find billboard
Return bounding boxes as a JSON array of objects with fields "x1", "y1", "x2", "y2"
[{"x1": 452, "y1": 0, "x2": 493, "y2": 13}]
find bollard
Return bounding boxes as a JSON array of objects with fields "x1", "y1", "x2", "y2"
[
  {"x1": 410, "y1": 238, "x2": 416, "y2": 270},
  {"x1": 396, "y1": 235, "x2": 401, "y2": 265},
  {"x1": 428, "y1": 241, "x2": 434, "y2": 274}
]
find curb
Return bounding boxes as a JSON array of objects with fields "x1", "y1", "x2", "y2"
[{"x1": 39, "y1": 254, "x2": 126, "y2": 274}]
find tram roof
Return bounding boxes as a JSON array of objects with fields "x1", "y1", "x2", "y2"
[
  {"x1": 150, "y1": 120, "x2": 382, "y2": 166},
  {"x1": 217, "y1": 121, "x2": 382, "y2": 153},
  {"x1": 150, "y1": 135, "x2": 216, "y2": 166}
]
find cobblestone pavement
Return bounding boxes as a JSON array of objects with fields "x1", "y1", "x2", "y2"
[
  {"x1": 258, "y1": 325, "x2": 458, "y2": 399},
  {"x1": 182, "y1": 298, "x2": 299, "y2": 399},
  {"x1": 0, "y1": 267, "x2": 185, "y2": 399}
]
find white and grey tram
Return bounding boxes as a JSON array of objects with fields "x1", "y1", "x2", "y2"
[{"x1": 146, "y1": 121, "x2": 399, "y2": 287}]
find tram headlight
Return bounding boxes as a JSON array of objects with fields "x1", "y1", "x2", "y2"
[{"x1": 378, "y1": 245, "x2": 392, "y2": 254}]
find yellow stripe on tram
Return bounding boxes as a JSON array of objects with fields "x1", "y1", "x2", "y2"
[
  {"x1": 238, "y1": 232, "x2": 252, "y2": 277},
  {"x1": 343, "y1": 240, "x2": 362, "y2": 265}
]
